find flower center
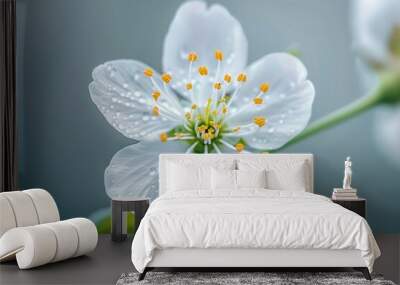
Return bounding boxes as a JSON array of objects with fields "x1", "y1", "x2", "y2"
[{"x1": 144, "y1": 50, "x2": 271, "y2": 153}]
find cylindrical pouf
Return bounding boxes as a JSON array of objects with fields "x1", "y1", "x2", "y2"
[
  {"x1": 66, "y1": 218, "x2": 98, "y2": 257},
  {"x1": 0, "y1": 226, "x2": 57, "y2": 269},
  {"x1": 0, "y1": 218, "x2": 98, "y2": 269},
  {"x1": 23, "y1": 189, "x2": 60, "y2": 224},
  {"x1": 0, "y1": 196, "x2": 17, "y2": 237},
  {"x1": 42, "y1": 221, "x2": 79, "y2": 262},
  {"x1": 0, "y1": 191, "x2": 39, "y2": 227},
  {"x1": 0, "y1": 189, "x2": 60, "y2": 239}
]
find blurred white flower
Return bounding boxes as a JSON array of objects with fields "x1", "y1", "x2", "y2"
[
  {"x1": 375, "y1": 107, "x2": 400, "y2": 168},
  {"x1": 89, "y1": 1, "x2": 315, "y2": 199},
  {"x1": 352, "y1": 0, "x2": 400, "y2": 72},
  {"x1": 352, "y1": 0, "x2": 400, "y2": 168}
]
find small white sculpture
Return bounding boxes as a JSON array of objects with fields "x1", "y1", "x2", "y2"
[{"x1": 342, "y1": 156, "x2": 352, "y2": 189}]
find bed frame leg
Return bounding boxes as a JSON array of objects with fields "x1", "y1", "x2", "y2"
[
  {"x1": 138, "y1": 268, "x2": 148, "y2": 281},
  {"x1": 354, "y1": 267, "x2": 371, "y2": 280}
]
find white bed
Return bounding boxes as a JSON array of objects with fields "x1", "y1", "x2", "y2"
[{"x1": 131, "y1": 154, "x2": 380, "y2": 280}]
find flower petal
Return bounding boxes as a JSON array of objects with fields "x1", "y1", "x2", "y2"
[
  {"x1": 89, "y1": 60, "x2": 185, "y2": 141},
  {"x1": 374, "y1": 106, "x2": 400, "y2": 168},
  {"x1": 352, "y1": 0, "x2": 400, "y2": 66},
  {"x1": 105, "y1": 141, "x2": 188, "y2": 200},
  {"x1": 225, "y1": 53, "x2": 315, "y2": 150},
  {"x1": 163, "y1": 0, "x2": 248, "y2": 102}
]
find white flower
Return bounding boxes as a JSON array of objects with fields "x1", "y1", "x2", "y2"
[
  {"x1": 89, "y1": 1, "x2": 315, "y2": 200},
  {"x1": 352, "y1": 0, "x2": 400, "y2": 168}
]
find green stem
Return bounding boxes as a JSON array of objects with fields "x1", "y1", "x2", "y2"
[{"x1": 275, "y1": 91, "x2": 382, "y2": 151}]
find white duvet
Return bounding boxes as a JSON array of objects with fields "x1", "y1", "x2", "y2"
[{"x1": 131, "y1": 190, "x2": 380, "y2": 273}]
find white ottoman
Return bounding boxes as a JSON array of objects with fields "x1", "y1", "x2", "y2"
[{"x1": 0, "y1": 189, "x2": 98, "y2": 269}]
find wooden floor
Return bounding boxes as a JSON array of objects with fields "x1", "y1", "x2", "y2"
[{"x1": 0, "y1": 234, "x2": 399, "y2": 285}]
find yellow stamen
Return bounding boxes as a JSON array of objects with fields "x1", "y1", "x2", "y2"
[
  {"x1": 187, "y1": 52, "x2": 198, "y2": 62},
  {"x1": 143, "y1": 68, "x2": 153, "y2": 77},
  {"x1": 237, "y1": 73, "x2": 247, "y2": 82},
  {"x1": 160, "y1": 132, "x2": 168, "y2": 143},
  {"x1": 222, "y1": 105, "x2": 228, "y2": 114},
  {"x1": 219, "y1": 96, "x2": 228, "y2": 103},
  {"x1": 233, "y1": 127, "x2": 240, "y2": 132},
  {"x1": 235, "y1": 143, "x2": 245, "y2": 153},
  {"x1": 198, "y1": 66, "x2": 208, "y2": 76},
  {"x1": 259, "y1": 82, "x2": 270, "y2": 93},
  {"x1": 161, "y1": 73, "x2": 172, "y2": 84},
  {"x1": 197, "y1": 125, "x2": 207, "y2": 133},
  {"x1": 186, "y1": 82, "x2": 193, "y2": 90},
  {"x1": 191, "y1": 103, "x2": 197, "y2": 110},
  {"x1": 253, "y1": 116, "x2": 267, "y2": 127},
  {"x1": 152, "y1": 106, "x2": 160, "y2": 116},
  {"x1": 213, "y1": 82, "x2": 222, "y2": 90},
  {"x1": 211, "y1": 110, "x2": 218, "y2": 116},
  {"x1": 224, "y1": 73, "x2": 232, "y2": 83},
  {"x1": 152, "y1": 90, "x2": 161, "y2": 101},
  {"x1": 253, "y1": 97, "x2": 264, "y2": 105},
  {"x1": 215, "y1": 50, "x2": 224, "y2": 61},
  {"x1": 185, "y1": 112, "x2": 191, "y2": 120}
]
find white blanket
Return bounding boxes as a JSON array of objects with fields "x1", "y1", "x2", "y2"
[{"x1": 131, "y1": 190, "x2": 380, "y2": 272}]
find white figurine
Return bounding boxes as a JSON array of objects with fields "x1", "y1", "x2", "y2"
[{"x1": 342, "y1": 156, "x2": 352, "y2": 189}]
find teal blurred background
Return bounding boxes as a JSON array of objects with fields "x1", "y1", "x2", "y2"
[{"x1": 16, "y1": 0, "x2": 400, "y2": 233}]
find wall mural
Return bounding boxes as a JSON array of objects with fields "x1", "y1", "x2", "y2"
[
  {"x1": 89, "y1": 1, "x2": 315, "y2": 201},
  {"x1": 88, "y1": 0, "x2": 400, "y2": 230}
]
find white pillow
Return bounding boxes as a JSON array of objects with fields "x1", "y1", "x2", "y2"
[
  {"x1": 265, "y1": 163, "x2": 307, "y2": 191},
  {"x1": 211, "y1": 168, "x2": 236, "y2": 190},
  {"x1": 238, "y1": 159, "x2": 309, "y2": 191},
  {"x1": 211, "y1": 169, "x2": 267, "y2": 191},
  {"x1": 236, "y1": 169, "x2": 267, "y2": 189},
  {"x1": 166, "y1": 158, "x2": 236, "y2": 192},
  {"x1": 167, "y1": 162, "x2": 211, "y2": 191}
]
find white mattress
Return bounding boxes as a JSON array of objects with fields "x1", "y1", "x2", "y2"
[
  {"x1": 148, "y1": 248, "x2": 365, "y2": 267},
  {"x1": 131, "y1": 190, "x2": 380, "y2": 273}
]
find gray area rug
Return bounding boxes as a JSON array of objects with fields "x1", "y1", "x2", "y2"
[{"x1": 116, "y1": 272, "x2": 396, "y2": 285}]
